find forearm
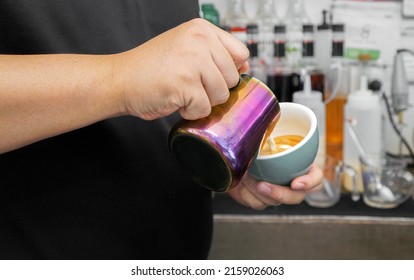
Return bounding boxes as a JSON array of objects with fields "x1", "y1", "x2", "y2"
[
  {"x1": 0, "y1": 54, "x2": 124, "y2": 153},
  {"x1": 0, "y1": 19, "x2": 250, "y2": 154}
]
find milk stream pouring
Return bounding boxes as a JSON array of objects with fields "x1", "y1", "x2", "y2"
[
  {"x1": 293, "y1": 74, "x2": 326, "y2": 167},
  {"x1": 343, "y1": 76, "x2": 382, "y2": 192}
]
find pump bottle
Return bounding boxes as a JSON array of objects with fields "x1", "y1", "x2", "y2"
[
  {"x1": 293, "y1": 74, "x2": 326, "y2": 167},
  {"x1": 315, "y1": 10, "x2": 332, "y2": 73},
  {"x1": 343, "y1": 76, "x2": 382, "y2": 192}
]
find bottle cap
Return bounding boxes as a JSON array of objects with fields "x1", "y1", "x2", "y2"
[
  {"x1": 332, "y1": 23, "x2": 344, "y2": 32},
  {"x1": 201, "y1": 3, "x2": 214, "y2": 9},
  {"x1": 356, "y1": 76, "x2": 369, "y2": 94},
  {"x1": 347, "y1": 75, "x2": 380, "y2": 112},
  {"x1": 348, "y1": 76, "x2": 377, "y2": 104},
  {"x1": 274, "y1": 25, "x2": 286, "y2": 34},
  {"x1": 303, "y1": 24, "x2": 314, "y2": 33},
  {"x1": 247, "y1": 23, "x2": 258, "y2": 34},
  {"x1": 317, "y1": 10, "x2": 331, "y2": 30},
  {"x1": 293, "y1": 74, "x2": 323, "y2": 106}
]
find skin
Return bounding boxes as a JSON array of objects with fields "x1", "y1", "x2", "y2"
[{"x1": 0, "y1": 18, "x2": 322, "y2": 209}]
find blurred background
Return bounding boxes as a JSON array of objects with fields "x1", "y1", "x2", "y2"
[{"x1": 199, "y1": 0, "x2": 414, "y2": 260}]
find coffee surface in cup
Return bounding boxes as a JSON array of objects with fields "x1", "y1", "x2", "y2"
[{"x1": 260, "y1": 135, "x2": 304, "y2": 155}]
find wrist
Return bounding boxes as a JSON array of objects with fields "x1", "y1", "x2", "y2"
[{"x1": 98, "y1": 53, "x2": 129, "y2": 118}]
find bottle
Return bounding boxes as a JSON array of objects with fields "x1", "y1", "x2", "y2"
[
  {"x1": 293, "y1": 74, "x2": 326, "y2": 168},
  {"x1": 266, "y1": 25, "x2": 295, "y2": 102},
  {"x1": 255, "y1": 0, "x2": 280, "y2": 66},
  {"x1": 246, "y1": 23, "x2": 267, "y2": 82},
  {"x1": 201, "y1": 3, "x2": 220, "y2": 26},
  {"x1": 294, "y1": 75, "x2": 339, "y2": 208},
  {"x1": 325, "y1": 23, "x2": 348, "y2": 162},
  {"x1": 223, "y1": 0, "x2": 249, "y2": 44},
  {"x1": 332, "y1": 23, "x2": 345, "y2": 58},
  {"x1": 282, "y1": 0, "x2": 311, "y2": 68},
  {"x1": 299, "y1": 24, "x2": 325, "y2": 96},
  {"x1": 301, "y1": 24, "x2": 315, "y2": 66},
  {"x1": 343, "y1": 76, "x2": 382, "y2": 192},
  {"x1": 315, "y1": 10, "x2": 332, "y2": 74}
]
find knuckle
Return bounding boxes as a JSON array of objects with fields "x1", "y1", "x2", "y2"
[
  {"x1": 213, "y1": 91, "x2": 229, "y2": 106},
  {"x1": 189, "y1": 17, "x2": 207, "y2": 26},
  {"x1": 228, "y1": 73, "x2": 241, "y2": 88},
  {"x1": 198, "y1": 106, "x2": 212, "y2": 118},
  {"x1": 181, "y1": 100, "x2": 211, "y2": 120},
  {"x1": 175, "y1": 68, "x2": 197, "y2": 86},
  {"x1": 234, "y1": 44, "x2": 250, "y2": 63},
  {"x1": 184, "y1": 19, "x2": 209, "y2": 41}
]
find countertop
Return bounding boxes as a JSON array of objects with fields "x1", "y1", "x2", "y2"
[{"x1": 209, "y1": 167, "x2": 414, "y2": 260}]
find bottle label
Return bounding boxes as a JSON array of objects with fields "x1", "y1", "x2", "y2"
[
  {"x1": 259, "y1": 31, "x2": 274, "y2": 65},
  {"x1": 274, "y1": 41, "x2": 286, "y2": 58},
  {"x1": 230, "y1": 27, "x2": 247, "y2": 44},
  {"x1": 286, "y1": 30, "x2": 303, "y2": 67},
  {"x1": 302, "y1": 41, "x2": 314, "y2": 57}
]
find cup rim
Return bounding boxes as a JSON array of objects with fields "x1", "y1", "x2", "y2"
[{"x1": 256, "y1": 102, "x2": 318, "y2": 159}]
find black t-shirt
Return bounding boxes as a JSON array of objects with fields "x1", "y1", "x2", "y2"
[{"x1": 0, "y1": 0, "x2": 213, "y2": 259}]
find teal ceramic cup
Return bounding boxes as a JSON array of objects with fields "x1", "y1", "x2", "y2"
[{"x1": 248, "y1": 102, "x2": 319, "y2": 186}]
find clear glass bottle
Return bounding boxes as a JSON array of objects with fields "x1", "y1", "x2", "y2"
[
  {"x1": 246, "y1": 23, "x2": 267, "y2": 82},
  {"x1": 223, "y1": 0, "x2": 249, "y2": 44},
  {"x1": 255, "y1": 0, "x2": 280, "y2": 66},
  {"x1": 282, "y1": 0, "x2": 311, "y2": 69}
]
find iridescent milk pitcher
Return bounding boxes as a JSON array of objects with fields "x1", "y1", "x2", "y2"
[{"x1": 169, "y1": 74, "x2": 280, "y2": 192}]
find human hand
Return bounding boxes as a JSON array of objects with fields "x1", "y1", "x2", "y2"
[
  {"x1": 227, "y1": 163, "x2": 323, "y2": 210},
  {"x1": 112, "y1": 18, "x2": 249, "y2": 120}
]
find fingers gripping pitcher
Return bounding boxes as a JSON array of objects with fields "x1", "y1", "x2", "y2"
[{"x1": 169, "y1": 74, "x2": 280, "y2": 192}]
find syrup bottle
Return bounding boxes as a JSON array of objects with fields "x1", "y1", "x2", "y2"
[
  {"x1": 246, "y1": 23, "x2": 267, "y2": 82},
  {"x1": 298, "y1": 24, "x2": 325, "y2": 97},
  {"x1": 266, "y1": 25, "x2": 295, "y2": 102},
  {"x1": 325, "y1": 23, "x2": 348, "y2": 162}
]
